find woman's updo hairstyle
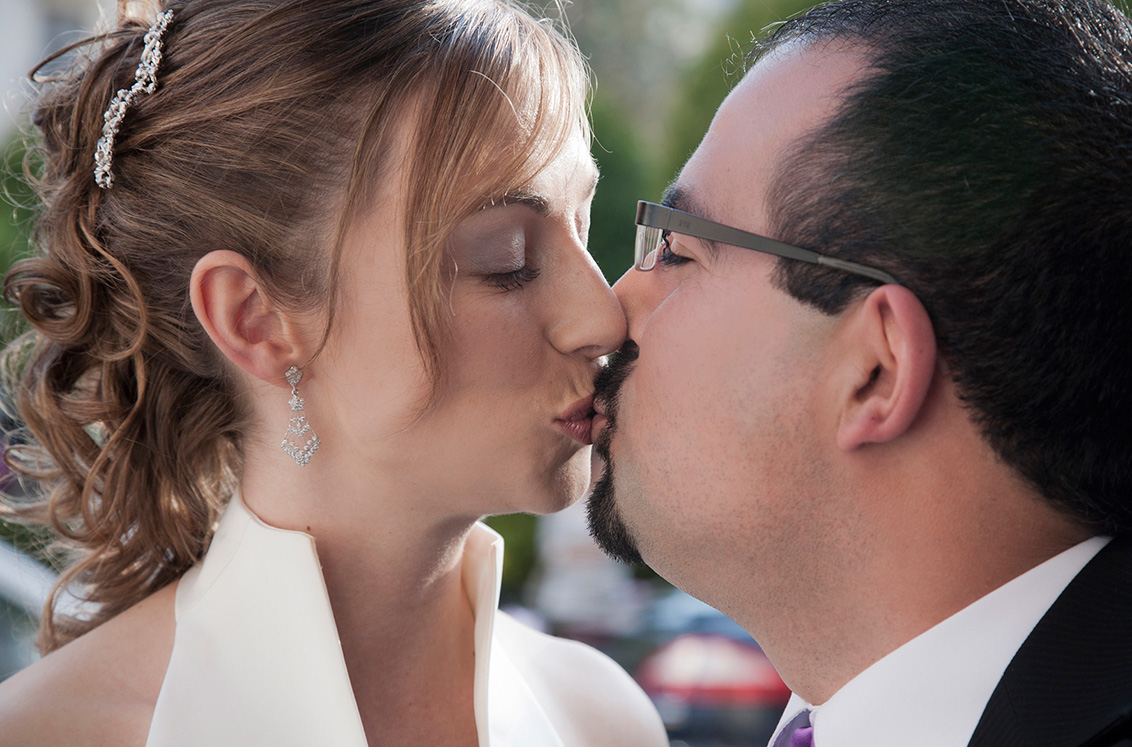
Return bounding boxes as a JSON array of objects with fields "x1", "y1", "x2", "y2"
[{"x1": 1, "y1": 0, "x2": 588, "y2": 652}]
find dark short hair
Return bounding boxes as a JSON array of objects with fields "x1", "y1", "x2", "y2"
[{"x1": 754, "y1": 0, "x2": 1132, "y2": 533}]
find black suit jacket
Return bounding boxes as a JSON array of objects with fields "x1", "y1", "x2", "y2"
[{"x1": 968, "y1": 536, "x2": 1132, "y2": 746}]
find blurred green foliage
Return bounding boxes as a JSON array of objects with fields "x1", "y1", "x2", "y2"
[
  {"x1": 0, "y1": 136, "x2": 37, "y2": 554},
  {"x1": 482, "y1": 512, "x2": 537, "y2": 598},
  {"x1": 0, "y1": 137, "x2": 35, "y2": 284},
  {"x1": 659, "y1": 0, "x2": 824, "y2": 185},
  {"x1": 588, "y1": 91, "x2": 657, "y2": 282}
]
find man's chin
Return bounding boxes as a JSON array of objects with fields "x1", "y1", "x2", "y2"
[{"x1": 585, "y1": 459, "x2": 644, "y2": 566}]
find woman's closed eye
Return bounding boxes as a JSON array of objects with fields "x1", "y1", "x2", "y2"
[{"x1": 486, "y1": 264, "x2": 542, "y2": 291}]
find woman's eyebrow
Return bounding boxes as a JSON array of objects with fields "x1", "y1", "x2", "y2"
[
  {"x1": 582, "y1": 165, "x2": 600, "y2": 200},
  {"x1": 481, "y1": 165, "x2": 600, "y2": 216},
  {"x1": 481, "y1": 188, "x2": 551, "y2": 216}
]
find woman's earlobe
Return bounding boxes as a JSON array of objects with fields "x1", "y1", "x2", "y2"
[
  {"x1": 836, "y1": 286, "x2": 937, "y2": 451},
  {"x1": 190, "y1": 250, "x2": 305, "y2": 383}
]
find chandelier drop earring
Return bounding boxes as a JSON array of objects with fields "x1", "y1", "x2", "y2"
[{"x1": 281, "y1": 366, "x2": 320, "y2": 467}]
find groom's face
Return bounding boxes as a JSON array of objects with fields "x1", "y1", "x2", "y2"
[{"x1": 587, "y1": 44, "x2": 864, "y2": 607}]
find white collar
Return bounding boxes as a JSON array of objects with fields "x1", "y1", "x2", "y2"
[
  {"x1": 770, "y1": 536, "x2": 1111, "y2": 746},
  {"x1": 147, "y1": 490, "x2": 563, "y2": 745}
]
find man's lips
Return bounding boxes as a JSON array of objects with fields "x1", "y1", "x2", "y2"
[
  {"x1": 590, "y1": 342, "x2": 637, "y2": 452},
  {"x1": 590, "y1": 396, "x2": 611, "y2": 440},
  {"x1": 556, "y1": 395, "x2": 595, "y2": 445},
  {"x1": 590, "y1": 412, "x2": 609, "y2": 442}
]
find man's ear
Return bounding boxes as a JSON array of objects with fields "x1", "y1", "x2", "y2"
[
  {"x1": 190, "y1": 250, "x2": 307, "y2": 383},
  {"x1": 836, "y1": 285, "x2": 937, "y2": 451}
]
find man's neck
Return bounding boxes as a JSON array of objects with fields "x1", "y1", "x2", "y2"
[{"x1": 742, "y1": 445, "x2": 1094, "y2": 704}]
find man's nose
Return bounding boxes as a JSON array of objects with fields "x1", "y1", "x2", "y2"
[{"x1": 612, "y1": 265, "x2": 662, "y2": 342}]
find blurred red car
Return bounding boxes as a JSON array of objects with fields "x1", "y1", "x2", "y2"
[{"x1": 632, "y1": 590, "x2": 791, "y2": 746}]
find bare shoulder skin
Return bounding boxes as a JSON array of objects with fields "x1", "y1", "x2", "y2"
[{"x1": 0, "y1": 582, "x2": 176, "y2": 745}]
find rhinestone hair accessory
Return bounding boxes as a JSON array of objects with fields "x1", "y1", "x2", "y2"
[
  {"x1": 93, "y1": 9, "x2": 174, "y2": 189},
  {"x1": 281, "y1": 366, "x2": 320, "y2": 467}
]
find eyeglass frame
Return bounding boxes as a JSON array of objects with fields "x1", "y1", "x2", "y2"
[{"x1": 634, "y1": 200, "x2": 899, "y2": 286}]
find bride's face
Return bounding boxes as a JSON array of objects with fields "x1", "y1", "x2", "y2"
[{"x1": 318, "y1": 128, "x2": 625, "y2": 516}]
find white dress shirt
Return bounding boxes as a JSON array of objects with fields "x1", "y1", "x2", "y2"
[
  {"x1": 147, "y1": 491, "x2": 667, "y2": 746},
  {"x1": 769, "y1": 536, "x2": 1112, "y2": 746}
]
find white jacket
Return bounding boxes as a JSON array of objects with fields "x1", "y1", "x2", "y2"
[{"x1": 146, "y1": 492, "x2": 667, "y2": 746}]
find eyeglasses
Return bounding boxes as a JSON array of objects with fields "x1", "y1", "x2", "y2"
[{"x1": 634, "y1": 200, "x2": 898, "y2": 286}]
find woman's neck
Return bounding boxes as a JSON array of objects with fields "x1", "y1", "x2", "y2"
[
  {"x1": 319, "y1": 523, "x2": 480, "y2": 745},
  {"x1": 239, "y1": 455, "x2": 483, "y2": 745}
]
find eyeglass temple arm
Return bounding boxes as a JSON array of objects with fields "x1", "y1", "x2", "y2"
[
  {"x1": 636, "y1": 202, "x2": 898, "y2": 286},
  {"x1": 816, "y1": 257, "x2": 899, "y2": 286}
]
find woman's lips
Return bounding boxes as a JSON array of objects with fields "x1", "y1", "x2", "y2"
[{"x1": 556, "y1": 395, "x2": 595, "y2": 445}]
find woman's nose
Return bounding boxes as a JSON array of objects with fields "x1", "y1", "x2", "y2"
[{"x1": 549, "y1": 250, "x2": 627, "y2": 359}]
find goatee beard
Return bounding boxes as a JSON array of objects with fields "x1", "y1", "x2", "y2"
[{"x1": 586, "y1": 342, "x2": 644, "y2": 565}]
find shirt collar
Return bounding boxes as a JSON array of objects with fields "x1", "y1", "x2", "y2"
[{"x1": 770, "y1": 536, "x2": 1111, "y2": 746}]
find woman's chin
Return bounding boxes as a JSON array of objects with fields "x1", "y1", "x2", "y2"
[
  {"x1": 498, "y1": 459, "x2": 591, "y2": 516},
  {"x1": 543, "y1": 459, "x2": 592, "y2": 513}
]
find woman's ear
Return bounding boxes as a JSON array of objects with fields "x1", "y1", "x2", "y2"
[
  {"x1": 190, "y1": 250, "x2": 307, "y2": 383},
  {"x1": 836, "y1": 285, "x2": 937, "y2": 451}
]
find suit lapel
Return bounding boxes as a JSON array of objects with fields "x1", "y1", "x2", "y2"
[{"x1": 969, "y1": 536, "x2": 1132, "y2": 745}]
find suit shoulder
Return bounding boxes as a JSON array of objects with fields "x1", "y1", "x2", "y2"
[{"x1": 494, "y1": 610, "x2": 668, "y2": 746}]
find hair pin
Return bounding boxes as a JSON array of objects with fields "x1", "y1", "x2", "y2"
[{"x1": 94, "y1": 9, "x2": 174, "y2": 189}]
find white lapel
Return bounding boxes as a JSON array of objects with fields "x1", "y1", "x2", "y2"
[
  {"x1": 148, "y1": 495, "x2": 566, "y2": 746},
  {"x1": 465, "y1": 524, "x2": 564, "y2": 746},
  {"x1": 147, "y1": 492, "x2": 366, "y2": 745}
]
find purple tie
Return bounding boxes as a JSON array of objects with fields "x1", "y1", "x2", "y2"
[
  {"x1": 789, "y1": 725, "x2": 815, "y2": 747},
  {"x1": 776, "y1": 710, "x2": 815, "y2": 747}
]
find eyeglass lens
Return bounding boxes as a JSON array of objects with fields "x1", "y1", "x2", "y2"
[{"x1": 634, "y1": 224, "x2": 666, "y2": 271}]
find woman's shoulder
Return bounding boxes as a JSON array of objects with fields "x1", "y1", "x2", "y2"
[
  {"x1": 0, "y1": 582, "x2": 177, "y2": 745},
  {"x1": 493, "y1": 610, "x2": 669, "y2": 746}
]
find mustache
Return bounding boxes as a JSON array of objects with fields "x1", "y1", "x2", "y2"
[{"x1": 592, "y1": 340, "x2": 639, "y2": 455}]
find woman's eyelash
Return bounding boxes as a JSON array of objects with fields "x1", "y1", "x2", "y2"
[{"x1": 487, "y1": 266, "x2": 541, "y2": 291}]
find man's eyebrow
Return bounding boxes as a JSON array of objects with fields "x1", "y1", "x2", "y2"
[{"x1": 661, "y1": 184, "x2": 722, "y2": 256}]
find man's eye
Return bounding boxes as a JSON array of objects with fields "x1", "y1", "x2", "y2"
[{"x1": 658, "y1": 233, "x2": 692, "y2": 267}]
